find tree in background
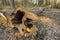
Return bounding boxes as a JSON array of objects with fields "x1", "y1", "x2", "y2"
[
  {"x1": 2, "y1": 0, "x2": 15, "y2": 9},
  {"x1": 2, "y1": 0, "x2": 15, "y2": 12}
]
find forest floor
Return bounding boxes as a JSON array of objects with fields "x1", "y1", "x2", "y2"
[{"x1": 0, "y1": 7, "x2": 60, "y2": 40}]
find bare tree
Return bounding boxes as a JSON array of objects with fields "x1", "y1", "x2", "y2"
[
  {"x1": 2, "y1": 0, "x2": 15, "y2": 9},
  {"x1": 2, "y1": 0, "x2": 7, "y2": 9},
  {"x1": 8, "y1": 0, "x2": 15, "y2": 8}
]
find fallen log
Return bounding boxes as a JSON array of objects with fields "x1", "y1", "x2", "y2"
[{"x1": 3, "y1": 7, "x2": 38, "y2": 37}]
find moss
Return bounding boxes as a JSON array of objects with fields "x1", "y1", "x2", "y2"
[{"x1": 53, "y1": 4, "x2": 60, "y2": 9}]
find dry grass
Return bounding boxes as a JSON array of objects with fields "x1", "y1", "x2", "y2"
[{"x1": 39, "y1": 16, "x2": 60, "y2": 27}]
